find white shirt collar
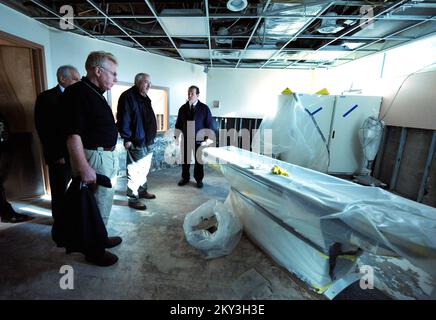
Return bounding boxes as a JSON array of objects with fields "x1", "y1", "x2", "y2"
[
  {"x1": 190, "y1": 100, "x2": 198, "y2": 107},
  {"x1": 59, "y1": 85, "x2": 65, "y2": 93}
]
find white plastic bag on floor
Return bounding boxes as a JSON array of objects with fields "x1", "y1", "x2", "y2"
[{"x1": 183, "y1": 200, "x2": 242, "y2": 259}]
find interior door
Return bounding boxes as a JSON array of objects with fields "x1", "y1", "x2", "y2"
[
  {"x1": 328, "y1": 95, "x2": 382, "y2": 174},
  {"x1": 0, "y1": 44, "x2": 45, "y2": 199}
]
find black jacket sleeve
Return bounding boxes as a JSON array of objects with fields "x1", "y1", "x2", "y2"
[{"x1": 116, "y1": 92, "x2": 133, "y2": 143}]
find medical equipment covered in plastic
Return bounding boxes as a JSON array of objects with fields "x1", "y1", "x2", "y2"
[
  {"x1": 183, "y1": 199, "x2": 242, "y2": 259},
  {"x1": 251, "y1": 94, "x2": 329, "y2": 172},
  {"x1": 203, "y1": 146, "x2": 436, "y2": 282}
]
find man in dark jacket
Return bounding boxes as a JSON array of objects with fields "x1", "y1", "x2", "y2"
[
  {"x1": 175, "y1": 85, "x2": 215, "y2": 188},
  {"x1": 34, "y1": 65, "x2": 80, "y2": 222},
  {"x1": 116, "y1": 73, "x2": 157, "y2": 210}
]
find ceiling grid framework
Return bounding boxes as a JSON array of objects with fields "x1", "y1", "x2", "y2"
[{"x1": 2, "y1": 0, "x2": 436, "y2": 69}]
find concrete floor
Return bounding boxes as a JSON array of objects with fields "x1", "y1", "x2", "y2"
[
  {"x1": 0, "y1": 166, "x2": 434, "y2": 300},
  {"x1": 0, "y1": 166, "x2": 320, "y2": 300}
]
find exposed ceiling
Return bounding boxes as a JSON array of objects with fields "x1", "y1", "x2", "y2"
[{"x1": 2, "y1": 0, "x2": 436, "y2": 69}]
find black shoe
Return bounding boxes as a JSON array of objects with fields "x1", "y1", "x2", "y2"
[
  {"x1": 1, "y1": 213, "x2": 28, "y2": 223},
  {"x1": 196, "y1": 181, "x2": 203, "y2": 188},
  {"x1": 106, "y1": 236, "x2": 122, "y2": 249},
  {"x1": 138, "y1": 190, "x2": 156, "y2": 199},
  {"x1": 85, "y1": 251, "x2": 118, "y2": 267},
  {"x1": 128, "y1": 200, "x2": 147, "y2": 210},
  {"x1": 178, "y1": 178, "x2": 190, "y2": 186},
  {"x1": 1, "y1": 203, "x2": 28, "y2": 223}
]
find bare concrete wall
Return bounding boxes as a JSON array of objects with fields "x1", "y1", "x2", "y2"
[
  {"x1": 422, "y1": 150, "x2": 436, "y2": 208},
  {"x1": 395, "y1": 129, "x2": 433, "y2": 200},
  {"x1": 376, "y1": 126, "x2": 436, "y2": 209},
  {"x1": 378, "y1": 127, "x2": 400, "y2": 187}
]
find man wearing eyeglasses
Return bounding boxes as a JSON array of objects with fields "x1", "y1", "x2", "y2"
[
  {"x1": 116, "y1": 73, "x2": 157, "y2": 211},
  {"x1": 63, "y1": 51, "x2": 121, "y2": 267}
]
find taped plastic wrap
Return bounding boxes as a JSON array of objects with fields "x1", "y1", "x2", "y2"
[
  {"x1": 251, "y1": 94, "x2": 329, "y2": 172},
  {"x1": 203, "y1": 146, "x2": 436, "y2": 278},
  {"x1": 225, "y1": 189, "x2": 358, "y2": 292},
  {"x1": 183, "y1": 200, "x2": 242, "y2": 259}
]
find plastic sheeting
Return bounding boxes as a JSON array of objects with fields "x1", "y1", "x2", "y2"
[
  {"x1": 225, "y1": 189, "x2": 358, "y2": 292},
  {"x1": 126, "y1": 152, "x2": 153, "y2": 194},
  {"x1": 203, "y1": 146, "x2": 436, "y2": 278},
  {"x1": 358, "y1": 116, "x2": 385, "y2": 175},
  {"x1": 251, "y1": 94, "x2": 329, "y2": 172},
  {"x1": 183, "y1": 199, "x2": 242, "y2": 259}
]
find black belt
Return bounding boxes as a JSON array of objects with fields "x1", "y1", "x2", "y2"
[{"x1": 86, "y1": 146, "x2": 115, "y2": 151}]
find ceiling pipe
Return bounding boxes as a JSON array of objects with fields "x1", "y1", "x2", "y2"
[
  {"x1": 234, "y1": 0, "x2": 273, "y2": 68},
  {"x1": 30, "y1": 0, "x2": 95, "y2": 38},
  {"x1": 317, "y1": 15, "x2": 436, "y2": 69},
  {"x1": 259, "y1": 1, "x2": 335, "y2": 69},
  {"x1": 143, "y1": 0, "x2": 186, "y2": 61},
  {"x1": 284, "y1": 0, "x2": 409, "y2": 69},
  {"x1": 86, "y1": 0, "x2": 149, "y2": 52}
]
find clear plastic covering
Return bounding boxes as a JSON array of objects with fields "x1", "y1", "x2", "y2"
[
  {"x1": 225, "y1": 189, "x2": 358, "y2": 292},
  {"x1": 252, "y1": 94, "x2": 329, "y2": 173},
  {"x1": 203, "y1": 146, "x2": 436, "y2": 278},
  {"x1": 358, "y1": 116, "x2": 385, "y2": 175},
  {"x1": 183, "y1": 199, "x2": 242, "y2": 259}
]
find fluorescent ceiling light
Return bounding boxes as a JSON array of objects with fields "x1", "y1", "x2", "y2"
[
  {"x1": 343, "y1": 42, "x2": 366, "y2": 50},
  {"x1": 159, "y1": 17, "x2": 208, "y2": 36},
  {"x1": 213, "y1": 50, "x2": 240, "y2": 59}
]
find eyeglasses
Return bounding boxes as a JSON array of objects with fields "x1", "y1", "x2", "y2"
[{"x1": 98, "y1": 65, "x2": 117, "y2": 78}]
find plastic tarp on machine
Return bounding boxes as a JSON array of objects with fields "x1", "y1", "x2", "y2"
[{"x1": 203, "y1": 146, "x2": 436, "y2": 293}]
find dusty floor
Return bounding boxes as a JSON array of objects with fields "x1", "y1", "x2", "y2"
[
  {"x1": 0, "y1": 167, "x2": 321, "y2": 300},
  {"x1": 0, "y1": 166, "x2": 434, "y2": 300}
]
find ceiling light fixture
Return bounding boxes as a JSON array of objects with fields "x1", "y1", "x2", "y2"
[
  {"x1": 213, "y1": 50, "x2": 240, "y2": 58},
  {"x1": 317, "y1": 13, "x2": 344, "y2": 34},
  {"x1": 227, "y1": 0, "x2": 248, "y2": 12},
  {"x1": 342, "y1": 42, "x2": 366, "y2": 50}
]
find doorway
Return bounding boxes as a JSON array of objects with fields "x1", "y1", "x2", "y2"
[{"x1": 0, "y1": 30, "x2": 47, "y2": 200}]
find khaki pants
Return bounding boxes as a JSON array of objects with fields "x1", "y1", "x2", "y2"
[{"x1": 71, "y1": 148, "x2": 119, "y2": 225}]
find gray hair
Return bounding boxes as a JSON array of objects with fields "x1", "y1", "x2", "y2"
[
  {"x1": 85, "y1": 51, "x2": 118, "y2": 72},
  {"x1": 56, "y1": 65, "x2": 78, "y2": 83},
  {"x1": 134, "y1": 73, "x2": 150, "y2": 86}
]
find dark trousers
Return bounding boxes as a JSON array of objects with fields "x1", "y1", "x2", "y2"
[
  {"x1": 48, "y1": 163, "x2": 72, "y2": 222},
  {"x1": 181, "y1": 142, "x2": 204, "y2": 182}
]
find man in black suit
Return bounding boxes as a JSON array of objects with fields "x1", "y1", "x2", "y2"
[
  {"x1": 175, "y1": 85, "x2": 215, "y2": 188},
  {"x1": 34, "y1": 65, "x2": 80, "y2": 222}
]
